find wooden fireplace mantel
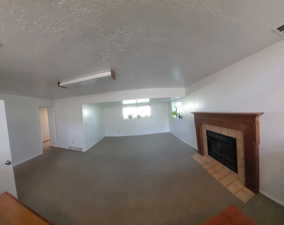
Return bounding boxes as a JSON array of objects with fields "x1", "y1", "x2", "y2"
[{"x1": 193, "y1": 112, "x2": 263, "y2": 193}]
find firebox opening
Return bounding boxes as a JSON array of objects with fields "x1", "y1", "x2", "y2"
[{"x1": 206, "y1": 130, "x2": 238, "y2": 173}]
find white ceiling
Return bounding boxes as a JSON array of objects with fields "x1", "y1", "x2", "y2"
[{"x1": 0, "y1": 0, "x2": 283, "y2": 99}]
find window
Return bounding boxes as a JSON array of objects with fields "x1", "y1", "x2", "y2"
[
  {"x1": 122, "y1": 98, "x2": 151, "y2": 119},
  {"x1": 122, "y1": 105, "x2": 151, "y2": 119},
  {"x1": 122, "y1": 98, "x2": 150, "y2": 105},
  {"x1": 122, "y1": 99, "x2": 137, "y2": 105},
  {"x1": 171, "y1": 102, "x2": 184, "y2": 119}
]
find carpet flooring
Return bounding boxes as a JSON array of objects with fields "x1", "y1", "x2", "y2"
[{"x1": 14, "y1": 133, "x2": 284, "y2": 225}]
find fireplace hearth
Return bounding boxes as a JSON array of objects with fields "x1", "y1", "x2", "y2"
[
  {"x1": 207, "y1": 130, "x2": 238, "y2": 173},
  {"x1": 193, "y1": 112, "x2": 263, "y2": 193}
]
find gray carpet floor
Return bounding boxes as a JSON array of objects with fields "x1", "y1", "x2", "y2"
[{"x1": 15, "y1": 133, "x2": 284, "y2": 225}]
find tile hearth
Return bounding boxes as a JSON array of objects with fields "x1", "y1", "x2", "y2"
[{"x1": 193, "y1": 153, "x2": 255, "y2": 203}]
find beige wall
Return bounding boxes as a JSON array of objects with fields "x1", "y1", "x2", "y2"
[{"x1": 39, "y1": 108, "x2": 50, "y2": 142}]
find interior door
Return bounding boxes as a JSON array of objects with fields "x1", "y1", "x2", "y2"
[{"x1": 0, "y1": 100, "x2": 17, "y2": 197}]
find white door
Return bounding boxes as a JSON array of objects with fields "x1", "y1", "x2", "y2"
[{"x1": 0, "y1": 100, "x2": 17, "y2": 197}]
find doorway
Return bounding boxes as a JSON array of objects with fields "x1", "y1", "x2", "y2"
[{"x1": 39, "y1": 107, "x2": 51, "y2": 153}]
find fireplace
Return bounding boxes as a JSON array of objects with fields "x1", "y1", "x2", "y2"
[
  {"x1": 207, "y1": 130, "x2": 238, "y2": 173},
  {"x1": 193, "y1": 112, "x2": 263, "y2": 193}
]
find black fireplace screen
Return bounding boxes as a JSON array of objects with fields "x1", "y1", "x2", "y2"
[{"x1": 206, "y1": 130, "x2": 238, "y2": 173}]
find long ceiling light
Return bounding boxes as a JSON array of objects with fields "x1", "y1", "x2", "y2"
[{"x1": 58, "y1": 70, "x2": 116, "y2": 88}]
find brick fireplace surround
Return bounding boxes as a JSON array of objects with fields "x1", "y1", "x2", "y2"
[{"x1": 193, "y1": 112, "x2": 263, "y2": 193}]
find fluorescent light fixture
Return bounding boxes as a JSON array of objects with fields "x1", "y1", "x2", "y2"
[
  {"x1": 122, "y1": 98, "x2": 150, "y2": 105},
  {"x1": 58, "y1": 70, "x2": 115, "y2": 88}
]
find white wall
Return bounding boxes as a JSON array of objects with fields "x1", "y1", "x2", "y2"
[
  {"x1": 39, "y1": 108, "x2": 50, "y2": 142},
  {"x1": 103, "y1": 102, "x2": 170, "y2": 137},
  {"x1": 169, "y1": 114, "x2": 197, "y2": 147},
  {"x1": 0, "y1": 100, "x2": 17, "y2": 196},
  {"x1": 82, "y1": 104, "x2": 104, "y2": 151},
  {"x1": 170, "y1": 40, "x2": 284, "y2": 205},
  {"x1": 52, "y1": 88, "x2": 184, "y2": 149},
  {"x1": 53, "y1": 99, "x2": 84, "y2": 150},
  {"x1": 0, "y1": 95, "x2": 51, "y2": 166}
]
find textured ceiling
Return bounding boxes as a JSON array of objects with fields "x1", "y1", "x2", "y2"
[{"x1": 0, "y1": 0, "x2": 283, "y2": 99}]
